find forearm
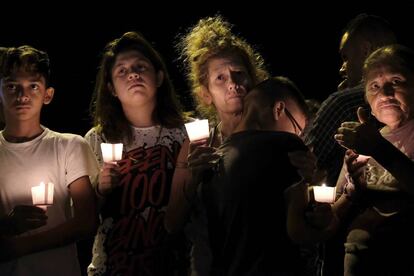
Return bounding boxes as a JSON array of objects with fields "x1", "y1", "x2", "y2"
[
  {"x1": 332, "y1": 193, "x2": 354, "y2": 221},
  {"x1": 0, "y1": 213, "x2": 98, "y2": 262},
  {"x1": 286, "y1": 183, "x2": 336, "y2": 244},
  {"x1": 11, "y1": 177, "x2": 98, "y2": 259},
  {"x1": 94, "y1": 184, "x2": 107, "y2": 210},
  {"x1": 12, "y1": 209, "x2": 98, "y2": 259},
  {"x1": 370, "y1": 138, "x2": 414, "y2": 194},
  {"x1": 165, "y1": 175, "x2": 194, "y2": 233}
]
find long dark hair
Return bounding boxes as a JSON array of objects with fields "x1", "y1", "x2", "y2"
[{"x1": 91, "y1": 31, "x2": 184, "y2": 143}]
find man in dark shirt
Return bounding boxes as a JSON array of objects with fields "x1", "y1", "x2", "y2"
[
  {"x1": 304, "y1": 13, "x2": 397, "y2": 187},
  {"x1": 202, "y1": 77, "x2": 331, "y2": 275}
]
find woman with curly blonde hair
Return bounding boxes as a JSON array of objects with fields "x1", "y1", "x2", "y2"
[{"x1": 165, "y1": 15, "x2": 268, "y2": 275}]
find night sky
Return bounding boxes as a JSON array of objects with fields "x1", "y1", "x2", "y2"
[{"x1": 2, "y1": 2, "x2": 414, "y2": 135}]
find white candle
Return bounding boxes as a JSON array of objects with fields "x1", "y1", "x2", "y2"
[
  {"x1": 100, "y1": 143, "x2": 123, "y2": 163},
  {"x1": 184, "y1": 119, "x2": 210, "y2": 142},
  {"x1": 356, "y1": 154, "x2": 370, "y2": 163},
  {"x1": 313, "y1": 184, "x2": 336, "y2": 203},
  {"x1": 31, "y1": 182, "x2": 54, "y2": 209}
]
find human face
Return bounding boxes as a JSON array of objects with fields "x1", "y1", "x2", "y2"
[
  {"x1": 204, "y1": 55, "x2": 252, "y2": 117},
  {"x1": 0, "y1": 71, "x2": 53, "y2": 123},
  {"x1": 365, "y1": 66, "x2": 414, "y2": 129},
  {"x1": 111, "y1": 50, "x2": 163, "y2": 109},
  {"x1": 338, "y1": 32, "x2": 366, "y2": 89}
]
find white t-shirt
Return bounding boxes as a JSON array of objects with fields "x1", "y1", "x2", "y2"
[{"x1": 0, "y1": 127, "x2": 99, "y2": 276}]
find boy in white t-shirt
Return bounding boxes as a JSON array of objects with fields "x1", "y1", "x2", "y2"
[{"x1": 0, "y1": 45, "x2": 99, "y2": 276}]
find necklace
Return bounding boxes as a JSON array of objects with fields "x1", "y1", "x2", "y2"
[{"x1": 3, "y1": 129, "x2": 45, "y2": 143}]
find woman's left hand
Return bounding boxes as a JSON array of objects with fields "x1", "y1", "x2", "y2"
[{"x1": 334, "y1": 107, "x2": 383, "y2": 155}]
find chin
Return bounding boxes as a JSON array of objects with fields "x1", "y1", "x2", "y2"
[
  {"x1": 379, "y1": 114, "x2": 407, "y2": 128},
  {"x1": 228, "y1": 105, "x2": 243, "y2": 114}
]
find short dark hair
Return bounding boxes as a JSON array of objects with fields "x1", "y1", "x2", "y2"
[
  {"x1": 243, "y1": 76, "x2": 309, "y2": 129},
  {"x1": 344, "y1": 13, "x2": 397, "y2": 48},
  {"x1": 252, "y1": 76, "x2": 309, "y2": 117},
  {"x1": 1, "y1": 45, "x2": 51, "y2": 86}
]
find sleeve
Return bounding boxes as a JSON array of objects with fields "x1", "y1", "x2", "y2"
[
  {"x1": 304, "y1": 95, "x2": 339, "y2": 166},
  {"x1": 65, "y1": 135, "x2": 100, "y2": 188},
  {"x1": 305, "y1": 88, "x2": 367, "y2": 170},
  {"x1": 84, "y1": 128, "x2": 105, "y2": 167}
]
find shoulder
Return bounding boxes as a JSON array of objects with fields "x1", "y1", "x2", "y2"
[
  {"x1": 43, "y1": 129, "x2": 91, "y2": 152},
  {"x1": 84, "y1": 127, "x2": 104, "y2": 143},
  {"x1": 311, "y1": 86, "x2": 365, "y2": 125},
  {"x1": 234, "y1": 130, "x2": 306, "y2": 150},
  {"x1": 84, "y1": 127, "x2": 101, "y2": 139},
  {"x1": 163, "y1": 126, "x2": 187, "y2": 141},
  {"x1": 52, "y1": 130, "x2": 89, "y2": 145},
  {"x1": 321, "y1": 86, "x2": 365, "y2": 107}
]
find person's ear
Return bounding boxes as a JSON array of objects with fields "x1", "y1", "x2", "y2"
[
  {"x1": 43, "y1": 87, "x2": 55, "y2": 105},
  {"x1": 107, "y1": 83, "x2": 117, "y2": 97},
  {"x1": 273, "y1": 101, "x2": 285, "y2": 121},
  {"x1": 199, "y1": 86, "x2": 213, "y2": 105},
  {"x1": 156, "y1": 70, "x2": 164, "y2": 88}
]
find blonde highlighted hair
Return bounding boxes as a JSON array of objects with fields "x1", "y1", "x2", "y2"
[{"x1": 177, "y1": 15, "x2": 268, "y2": 124}]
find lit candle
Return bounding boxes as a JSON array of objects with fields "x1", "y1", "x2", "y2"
[
  {"x1": 184, "y1": 119, "x2": 210, "y2": 142},
  {"x1": 31, "y1": 182, "x2": 54, "y2": 210},
  {"x1": 100, "y1": 143, "x2": 123, "y2": 163},
  {"x1": 313, "y1": 184, "x2": 336, "y2": 203}
]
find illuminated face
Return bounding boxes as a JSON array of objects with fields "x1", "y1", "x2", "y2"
[
  {"x1": 365, "y1": 66, "x2": 414, "y2": 129},
  {"x1": 204, "y1": 55, "x2": 253, "y2": 117},
  {"x1": 111, "y1": 50, "x2": 163, "y2": 109},
  {"x1": 1, "y1": 71, "x2": 53, "y2": 123}
]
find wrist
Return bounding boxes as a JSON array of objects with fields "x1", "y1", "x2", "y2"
[{"x1": 344, "y1": 173, "x2": 356, "y2": 201}]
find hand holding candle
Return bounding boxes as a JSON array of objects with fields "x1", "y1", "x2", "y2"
[
  {"x1": 184, "y1": 119, "x2": 210, "y2": 142},
  {"x1": 31, "y1": 182, "x2": 54, "y2": 210},
  {"x1": 100, "y1": 143, "x2": 123, "y2": 163}
]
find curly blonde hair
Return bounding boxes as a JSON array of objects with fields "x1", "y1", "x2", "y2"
[{"x1": 177, "y1": 15, "x2": 268, "y2": 124}]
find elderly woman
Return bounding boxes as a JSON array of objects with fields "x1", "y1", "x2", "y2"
[{"x1": 334, "y1": 44, "x2": 414, "y2": 275}]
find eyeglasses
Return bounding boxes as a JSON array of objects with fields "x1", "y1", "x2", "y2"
[{"x1": 285, "y1": 108, "x2": 303, "y2": 137}]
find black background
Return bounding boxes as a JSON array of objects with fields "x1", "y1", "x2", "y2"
[{"x1": 2, "y1": 2, "x2": 414, "y2": 135}]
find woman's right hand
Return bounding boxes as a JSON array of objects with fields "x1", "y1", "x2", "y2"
[
  {"x1": 343, "y1": 149, "x2": 369, "y2": 200},
  {"x1": 97, "y1": 162, "x2": 121, "y2": 196},
  {"x1": 187, "y1": 139, "x2": 221, "y2": 187}
]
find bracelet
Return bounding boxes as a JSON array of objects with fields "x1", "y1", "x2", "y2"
[{"x1": 176, "y1": 161, "x2": 188, "y2": 169}]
